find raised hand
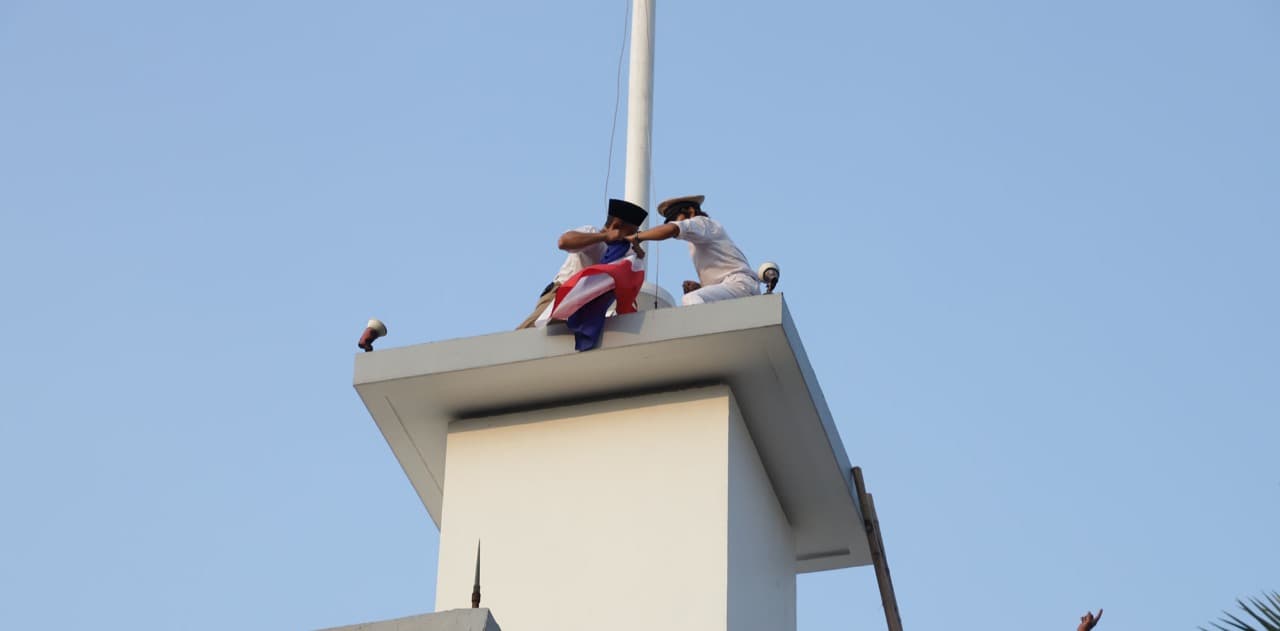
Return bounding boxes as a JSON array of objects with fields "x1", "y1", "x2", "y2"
[{"x1": 1077, "y1": 609, "x2": 1103, "y2": 631}]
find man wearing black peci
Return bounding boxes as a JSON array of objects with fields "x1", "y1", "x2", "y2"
[{"x1": 517, "y1": 198, "x2": 648, "y2": 329}]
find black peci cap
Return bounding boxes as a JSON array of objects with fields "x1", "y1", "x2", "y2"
[{"x1": 607, "y1": 198, "x2": 648, "y2": 227}]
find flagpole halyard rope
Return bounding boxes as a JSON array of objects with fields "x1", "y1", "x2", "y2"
[
  {"x1": 651, "y1": 153, "x2": 660, "y2": 308},
  {"x1": 604, "y1": 0, "x2": 631, "y2": 201}
]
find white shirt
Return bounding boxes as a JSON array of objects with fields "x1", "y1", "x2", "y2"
[
  {"x1": 673, "y1": 216, "x2": 755, "y2": 287},
  {"x1": 552, "y1": 225, "x2": 606, "y2": 285}
]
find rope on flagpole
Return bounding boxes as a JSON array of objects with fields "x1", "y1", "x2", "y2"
[
  {"x1": 650, "y1": 145, "x2": 660, "y2": 308},
  {"x1": 604, "y1": 0, "x2": 631, "y2": 201}
]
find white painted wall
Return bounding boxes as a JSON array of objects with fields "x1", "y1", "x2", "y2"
[
  {"x1": 434, "y1": 385, "x2": 795, "y2": 631},
  {"x1": 727, "y1": 395, "x2": 797, "y2": 631}
]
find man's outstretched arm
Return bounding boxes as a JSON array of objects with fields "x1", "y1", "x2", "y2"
[
  {"x1": 559, "y1": 228, "x2": 621, "y2": 251},
  {"x1": 628, "y1": 223, "x2": 679, "y2": 244}
]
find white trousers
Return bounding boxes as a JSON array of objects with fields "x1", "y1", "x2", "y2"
[{"x1": 681, "y1": 273, "x2": 760, "y2": 306}]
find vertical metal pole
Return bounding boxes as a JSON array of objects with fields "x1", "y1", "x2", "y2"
[
  {"x1": 471, "y1": 540, "x2": 482, "y2": 608},
  {"x1": 852, "y1": 467, "x2": 904, "y2": 631},
  {"x1": 624, "y1": 0, "x2": 655, "y2": 228}
]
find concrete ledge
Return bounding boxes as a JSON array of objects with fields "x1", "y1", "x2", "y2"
[
  {"x1": 319, "y1": 608, "x2": 501, "y2": 631},
  {"x1": 353, "y1": 294, "x2": 870, "y2": 572}
]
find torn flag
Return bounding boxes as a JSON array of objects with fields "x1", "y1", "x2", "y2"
[{"x1": 550, "y1": 240, "x2": 645, "y2": 351}]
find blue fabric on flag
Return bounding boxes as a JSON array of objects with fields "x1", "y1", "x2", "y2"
[{"x1": 566, "y1": 241, "x2": 631, "y2": 352}]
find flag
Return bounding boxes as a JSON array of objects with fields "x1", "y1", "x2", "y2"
[{"x1": 550, "y1": 240, "x2": 645, "y2": 351}]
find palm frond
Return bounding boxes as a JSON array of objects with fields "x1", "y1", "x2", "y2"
[{"x1": 1201, "y1": 592, "x2": 1280, "y2": 631}]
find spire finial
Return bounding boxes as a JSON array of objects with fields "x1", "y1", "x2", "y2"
[{"x1": 470, "y1": 540, "x2": 481, "y2": 608}]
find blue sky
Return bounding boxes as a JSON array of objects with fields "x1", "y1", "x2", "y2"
[{"x1": 1, "y1": 1, "x2": 1276, "y2": 629}]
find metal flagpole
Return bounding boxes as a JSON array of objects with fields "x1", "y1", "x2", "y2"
[{"x1": 624, "y1": 0, "x2": 655, "y2": 228}]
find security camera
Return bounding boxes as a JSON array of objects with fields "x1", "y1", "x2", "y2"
[
  {"x1": 358, "y1": 318, "x2": 388, "y2": 352},
  {"x1": 757, "y1": 261, "x2": 780, "y2": 294}
]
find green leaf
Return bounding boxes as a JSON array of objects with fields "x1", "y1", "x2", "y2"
[{"x1": 1204, "y1": 592, "x2": 1280, "y2": 631}]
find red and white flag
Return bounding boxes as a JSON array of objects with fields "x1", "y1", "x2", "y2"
[{"x1": 550, "y1": 244, "x2": 645, "y2": 321}]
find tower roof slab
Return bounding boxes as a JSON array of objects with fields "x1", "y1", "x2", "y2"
[{"x1": 353, "y1": 294, "x2": 871, "y2": 572}]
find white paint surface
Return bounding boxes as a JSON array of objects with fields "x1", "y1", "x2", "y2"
[
  {"x1": 727, "y1": 395, "x2": 797, "y2": 631},
  {"x1": 434, "y1": 386, "x2": 795, "y2": 631},
  {"x1": 354, "y1": 295, "x2": 870, "y2": 572}
]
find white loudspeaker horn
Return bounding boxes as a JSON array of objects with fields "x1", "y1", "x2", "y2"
[
  {"x1": 757, "y1": 261, "x2": 780, "y2": 294},
  {"x1": 358, "y1": 318, "x2": 388, "y2": 352}
]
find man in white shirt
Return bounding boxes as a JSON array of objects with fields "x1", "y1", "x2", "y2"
[
  {"x1": 517, "y1": 198, "x2": 649, "y2": 329},
  {"x1": 627, "y1": 194, "x2": 760, "y2": 306}
]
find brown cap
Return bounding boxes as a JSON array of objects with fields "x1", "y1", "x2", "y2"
[{"x1": 658, "y1": 195, "x2": 706, "y2": 223}]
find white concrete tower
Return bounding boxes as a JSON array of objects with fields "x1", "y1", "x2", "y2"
[{"x1": 353, "y1": 295, "x2": 871, "y2": 631}]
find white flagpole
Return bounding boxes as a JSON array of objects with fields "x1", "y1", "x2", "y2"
[
  {"x1": 624, "y1": 0, "x2": 655, "y2": 229},
  {"x1": 622, "y1": 0, "x2": 673, "y2": 310}
]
